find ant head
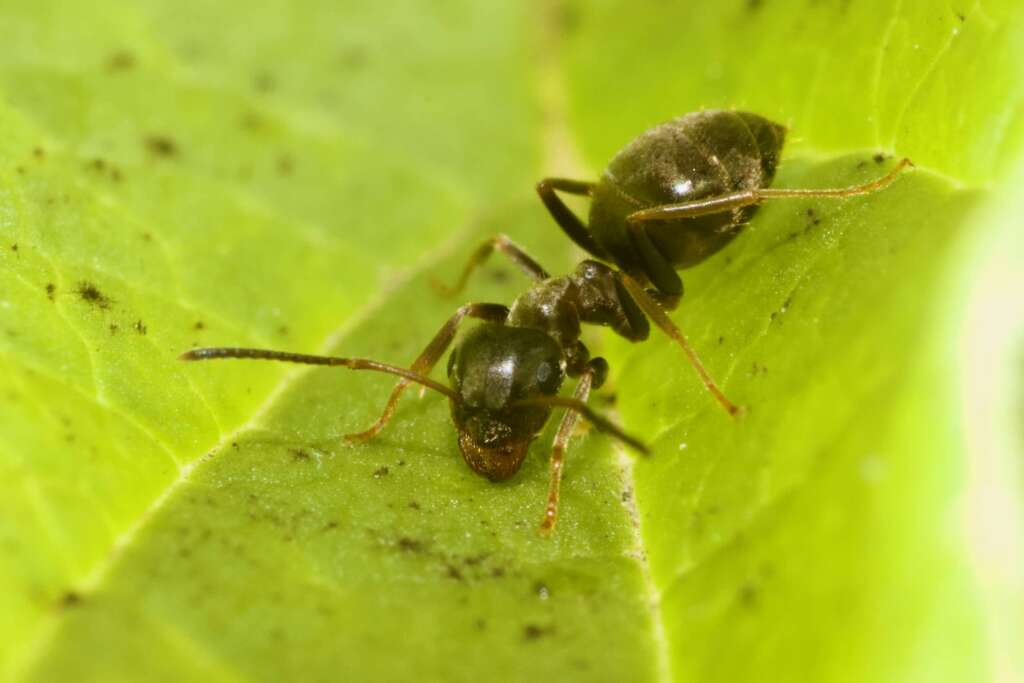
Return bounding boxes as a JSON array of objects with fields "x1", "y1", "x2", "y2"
[{"x1": 447, "y1": 323, "x2": 565, "y2": 481}]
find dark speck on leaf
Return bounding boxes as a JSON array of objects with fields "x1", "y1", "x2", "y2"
[
  {"x1": 45, "y1": 283, "x2": 55, "y2": 301},
  {"x1": 277, "y1": 325, "x2": 289, "y2": 336},
  {"x1": 290, "y1": 449, "x2": 310, "y2": 462},
  {"x1": 397, "y1": 537, "x2": 424, "y2": 553},
  {"x1": 133, "y1": 320, "x2": 147, "y2": 335},
  {"x1": 194, "y1": 321, "x2": 205, "y2": 330},
  {"x1": 408, "y1": 501, "x2": 421, "y2": 510},
  {"x1": 76, "y1": 282, "x2": 112, "y2": 309},
  {"x1": 144, "y1": 135, "x2": 178, "y2": 158},
  {"x1": 739, "y1": 581, "x2": 759, "y2": 609},
  {"x1": 108, "y1": 323, "x2": 119, "y2": 335},
  {"x1": 523, "y1": 624, "x2": 553, "y2": 641},
  {"x1": 340, "y1": 47, "x2": 368, "y2": 70},
  {"x1": 240, "y1": 111, "x2": 264, "y2": 131},
  {"x1": 253, "y1": 71, "x2": 276, "y2": 93},
  {"x1": 463, "y1": 553, "x2": 489, "y2": 567},
  {"x1": 60, "y1": 591, "x2": 83, "y2": 608},
  {"x1": 873, "y1": 153, "x2": 887, "y2": 164},
  {"x1": 373, "y1": 466, "x2": 389, "y2": 478},
  {"x1": 33, "y1": 146, "x2": 45, "y2": 160},
  {"x1": 445, "y1": 564, "x2": 465, "y2": 582},
  {"x1": 10, "y1": 244, "x2": 18, "y2": 253},
  {"x1": 276, "y1": 154, "x2": 294, "y2": 176},
  {"x1": 107, "y1": 50, "x2": 136, "y2": 72},
  {"x1": 488, "y1": 268, "x2": 510, "y2": 285},
  {"x1": 84, "y1": 158, "x2": 123, "y2": 183},
  {"x1": 557, "y1": 3, "x2": 581, "y2": 33}
]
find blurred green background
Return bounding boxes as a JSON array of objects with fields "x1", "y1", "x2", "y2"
[{"x1": 0, "y1": 1, "x2": 1020, "y2": 681}]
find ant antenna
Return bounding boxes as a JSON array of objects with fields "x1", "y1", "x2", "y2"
[
  {"x1": 179, "y1": 347, "x2": 459, "y2": 401},
  {"x1": 513, "y1": 395, "x2": 649, "y2": 455}
]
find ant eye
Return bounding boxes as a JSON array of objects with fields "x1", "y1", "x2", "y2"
[
  {"x1": 536, "y1": 362, "x2": 551, "y2": 383},
  {"x1": 535, "y1": 361, "x2": 561, "y2": 393}
]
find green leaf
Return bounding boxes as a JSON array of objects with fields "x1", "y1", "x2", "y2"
[{"x1": 1, "y1": 1, "x2": 1021, "y2": 682}]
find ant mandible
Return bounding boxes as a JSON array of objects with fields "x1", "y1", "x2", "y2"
[{"x1": 182, "y1": 109, "x2": 912, "y2": 533}]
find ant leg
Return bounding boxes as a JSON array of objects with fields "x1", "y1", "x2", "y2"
[
  {"x1": 345, "y1": 302, "x2": 509, "y2": 444},
  {"x1": 627, "y1": 158, "x2": 913, "y2": 223},
  {"x1": 436, "y1": 234, "x2": 549, "y2": 297},
  {"x1": 539, "y1": 357, "x2": 606, "y2": 534},
  {"x1": 617, "y1": 272, "x2": 741, "y2": 417},
  {"x1": 625, "y1": 221, "x2": 683, "y2": 296},
  {"x1": 536, "y1": 178, "x2": 611, "y2": 259},
  {"x1": 648, "y1": 290, "x2": 680, "y2": 312}
]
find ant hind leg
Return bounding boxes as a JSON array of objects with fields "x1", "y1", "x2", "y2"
[{"x1": 626, "y1": 158, "x2": 913, "y2": 224}]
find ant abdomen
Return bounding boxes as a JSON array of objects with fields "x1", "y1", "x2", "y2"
[{"x1": 588, "y1": 110, "x2": 787, "y2": 289}]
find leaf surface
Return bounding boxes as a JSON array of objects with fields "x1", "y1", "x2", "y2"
[{"x1": 1, "y1": 1, "x2": 1021, "y2": 681}]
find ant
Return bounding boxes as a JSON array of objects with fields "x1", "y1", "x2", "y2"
[{"x1": 182, "y1": 110, "x2": 912, "y2": 533}]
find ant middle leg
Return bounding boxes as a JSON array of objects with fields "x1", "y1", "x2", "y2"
[
  {"x1": 539, "y1": 357, "x2": 608, "y2": 534},
  {"x1": 345, "y1": 302, "x2": 509, "y2": 444},
  {"x1": 436, "y1": 234, "x2": 549, "y2": 297},
  {"x1": 626, "y1": 158, "x2": 913, "y2": 224}
]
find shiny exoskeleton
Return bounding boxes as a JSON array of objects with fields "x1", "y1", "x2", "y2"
[
  {"x1": 182, "y1": 109, "x2": 911, "y2": 533},
  {"x1": 585, "y1": 110, "x2": 785, "y2": 295},
  {"x1": 447, "y1": 259, "x2": 648, "y2": 483}
]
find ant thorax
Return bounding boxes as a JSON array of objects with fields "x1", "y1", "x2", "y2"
[
  {"x1": 506, "y1": 260, "x2": 650, "y2": 376},
  {"x1": 507, "y1": 277, "x2": 581, "y2": 351}
]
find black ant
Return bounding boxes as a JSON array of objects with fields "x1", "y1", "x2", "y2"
[{"x1": 181, "y1": 110, "x2": 912, "y2": 533}]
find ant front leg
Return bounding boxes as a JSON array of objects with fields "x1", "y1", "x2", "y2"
[
  {"x1": 345, "y1": 302, "x2": 509, "y2": 444},
  {"x1": 539, "y1": 357, "x2": 609, "y2": 534},
  {"x1": 536, "y1": 178, "x2": 611, "y2": 260},
  {"x1": 626, "y1": 158, "x2": 913, "y2": 223},
  {"x1": 436, "y1": 234, "x2": 549, "y2": 297}
]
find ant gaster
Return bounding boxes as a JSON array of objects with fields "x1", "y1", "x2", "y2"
[{"x1": 182, "y1": 110, "x2": 912, "y2": 533}]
